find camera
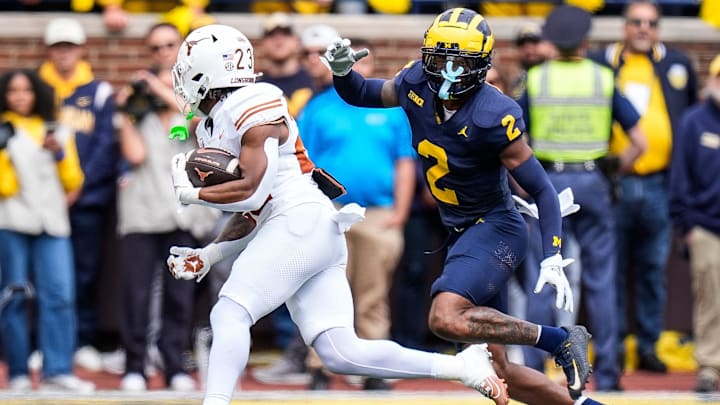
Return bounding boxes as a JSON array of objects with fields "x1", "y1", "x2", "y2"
[
  {"x1": 120, "y1": 69, "x2": 168, "y2": 122},
  {"x1": 0, "y1": 121, "x2": 15, "y2": 150}
]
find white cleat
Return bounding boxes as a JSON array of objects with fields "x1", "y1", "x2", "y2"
[{"x1": 457, "y1": 344, "x2": 509, "y2": 405}]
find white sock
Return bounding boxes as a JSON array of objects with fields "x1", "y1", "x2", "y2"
[
  {"x1": 430, "y1": 353, "x2": 465, "y2": 380},
  {"x1": 203, "y1": 297, "x2": 252, "y2": 405}
]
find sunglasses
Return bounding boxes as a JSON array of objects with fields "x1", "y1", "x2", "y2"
[
  {"x1": 626, "y1": 18, "x2": 659, "y2": 28},
  {"x1": 302, "y1": 49, "x2": 326, "y2": 58},
  {"x1": 148, "y1": 42, "x2": 178, "y2": 53}
]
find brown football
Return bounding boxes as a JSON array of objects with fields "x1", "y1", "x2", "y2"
[{"x1": 185, "y1": 147, "x2": 242, "y2": 187}]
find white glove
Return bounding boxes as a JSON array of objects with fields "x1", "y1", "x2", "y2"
[
  {"x1": 166, "y1": 244, "x2": 222, "y2": 283},
  {"x1": 171, "y1": 153, "x2": 201, "y2": 205},
  {"x1": 321, "y1": 37, "x2": 370, "y2": 77},
  {"x1": 512, "y1": 187, "x2": 581, "y2": 219},
  {"x1": 535, "y1": 253, "x2": 575, "y2": 313}
]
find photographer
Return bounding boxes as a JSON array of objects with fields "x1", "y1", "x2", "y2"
[{"x1": 115, "y1": 22, "x2": 219, "y2": 392}]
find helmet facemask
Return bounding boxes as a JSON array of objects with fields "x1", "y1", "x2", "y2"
[
  {"x1": 421, "y1": 48, "x2": 491, "y2": 100},
  {"x1": 172, "y1": 60, "x2": 210, "y2": 116}
]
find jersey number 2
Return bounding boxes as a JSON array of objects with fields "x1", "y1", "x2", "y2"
[
  {"x1": 418, "y1": 139, "x2": 458, "y2": 205},
  {"x1": 502, "y1": 114, "x2": 521, "y2": 141}
]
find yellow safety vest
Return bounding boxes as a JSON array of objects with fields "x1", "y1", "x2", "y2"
[{"x1": 527, "y1": 59, "x2": 614, "y2": 163}]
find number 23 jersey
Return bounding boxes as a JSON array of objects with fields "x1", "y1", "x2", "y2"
[{"x1": 393, "y1": 60, "x2": 526, "y2": 228}]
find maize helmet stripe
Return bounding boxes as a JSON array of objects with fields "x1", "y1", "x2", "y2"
[
  {"x1": 426, "y1": 9, "x2": 493, "y2": 56},
  {"x1": 421, "y1": 8, "x2": 495, "y2": 99}
]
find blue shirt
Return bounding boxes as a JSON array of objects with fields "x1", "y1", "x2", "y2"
[
  {"x1": 298, "y1": 86, "x2": 414, "y2": 208},
  {"x1": 61, "y1": 80, "x2": 118, "y2": 207},
  {"x1": 669, "y1": 99, "x2": 720, "y2": 235}
]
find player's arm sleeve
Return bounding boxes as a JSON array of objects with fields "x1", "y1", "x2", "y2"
[
  {"x1": 510, "y1": 155, "x2": 562, "y2": 258},
  {"x1": 333, "y1": 70, "x2": 387, "y2": 108},
  {"x1": 612, "y1": 87, "x2": 641, "y2": 131}
]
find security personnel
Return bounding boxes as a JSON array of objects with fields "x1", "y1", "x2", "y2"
[{"x1": 517, "y1": 5, "x2": 647, "y2": 391}]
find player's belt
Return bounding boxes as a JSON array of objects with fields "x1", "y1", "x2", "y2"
[{"x1": 540, "y1": 160, "x2": 597, "y2": 172}]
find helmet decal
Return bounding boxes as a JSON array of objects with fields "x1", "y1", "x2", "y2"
[{"x1": 172, "y1": 25, "x2": 258, "y2": 117}]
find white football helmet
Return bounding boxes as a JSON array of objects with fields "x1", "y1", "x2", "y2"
[{"x1": 172, "y1": 24, "x2": 259, "y2": 116}]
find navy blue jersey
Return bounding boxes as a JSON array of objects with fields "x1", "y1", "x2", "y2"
[{"x1": 393, "y1": 60, "x2": 524, "y2": 228}]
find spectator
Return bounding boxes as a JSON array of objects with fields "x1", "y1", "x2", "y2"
[
  {"x1": 480, "y1": 0, "x2": 603, "y2": 16},
  {"x1": 0, "y1": 68, "x2": 94, "y2": 393},
  {"x1": 250, "y1": 0, "x2": 333, "y2": 14},
  {"x1": 510, "y1": 22, "x2": 555, "y2": 99},
  {"x1": 71, "y1": 0, "x2": 213, "y2": 35},
  {"x1": 298, "y1": 32, "x2": 416, "y2": 390},
  {"x1": 669, "y1": 54, "x2": 720, "y2": 393},
  {"x1": 257, "y1": 13, "x2": 313, "y2": 143},
  {"x1": 114, "y1": 22, "x2": 220, "y2": 392},
  {"x1": 589, "y1": 0, "x2": 698, "y2": 373},
  {"x1": 38, "y1": 17, "x2": 118, "y2": 373},
  {"x1": 700, "y1": 0, "x2": 720, "y2": 28},
  {"x1": 518, "y1": 5, "x2": 646, "y2": 391},
  {"x1": 251, "y1": 12, "x2": 315, "y2": 387}
]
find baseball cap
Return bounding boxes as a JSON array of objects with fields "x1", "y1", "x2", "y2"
[
  {"x1": 301, "y1": 24, "x2": 339, "y2": 49},
  {"x1": 542, "y1": 5, "x2": 592, "y2": 50},
  {"x1": 44, "y1": 18, "x2": 86, "y2": 46},
  {"x1": 515, "y1": 23, "x2": 542, "y2": 46},
  {"x1": 710, "y1": 54, "x2": 720, "y2": 77},
  {"x1": 263, "y1": 12, "x2": 293, "y2": 37}
]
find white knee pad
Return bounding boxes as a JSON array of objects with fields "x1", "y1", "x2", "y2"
[
  {"x1": 210, "y1": 297, "x2": 253, "y2": 336},
  {"x1": 313, "y1": 327, "x2": 361, "y2": 373}
]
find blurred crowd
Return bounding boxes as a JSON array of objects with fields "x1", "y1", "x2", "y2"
[
  {"x1": 0, "y1": 0, "x2": 719, "y2": 396},
  {"x1": 0, "y1": 0, "x2": 713, "y2": 20}
]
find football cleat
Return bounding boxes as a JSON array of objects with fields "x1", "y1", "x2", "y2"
[
  {"x1": 553, "y1": 325, "x2": 593, "y2": 399},
  {"x1": 457, "y1": 344, "x2": 509, "y2": 405}
]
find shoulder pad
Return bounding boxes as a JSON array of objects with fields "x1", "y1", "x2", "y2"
[
  {"x1": 470, "y1": 86, "x2": 523, "y2": 129},
  {"x1": 221, "y1": 83, "x2": 287, "y2": 134},
  {"x1": 396, "y1": 60, "x2": 425, "y2": 85}
]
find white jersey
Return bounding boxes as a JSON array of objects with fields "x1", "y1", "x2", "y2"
[
  {"x1": 198, "y1": 83, "x2": 362, "y2": 344},
  {"x1": 195, "y1": 82, "x2": 329, "y2": 221}
]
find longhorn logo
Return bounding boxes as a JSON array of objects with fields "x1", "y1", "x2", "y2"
[
  {"x1": 194, "y1": 167, "x2": 214, "y2": 182},
  {"x1": 185, "y1": 36, "x2": 212, "y2": 56}
]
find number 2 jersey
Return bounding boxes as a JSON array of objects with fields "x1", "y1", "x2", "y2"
[{"x1": 393, "y1": 60, "x2": 526, "y2": 229}]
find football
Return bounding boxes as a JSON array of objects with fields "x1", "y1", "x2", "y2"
[{"x1": 185, "y1": 147, "x2": 242, "y2": 187}]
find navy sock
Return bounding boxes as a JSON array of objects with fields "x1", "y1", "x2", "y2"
[{"x1": 534, "y1": 325, "x2": 568, "y2": 353}]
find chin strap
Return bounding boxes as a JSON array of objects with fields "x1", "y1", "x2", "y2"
[{"x1": 438, "y1": 61, "x2": 464, "y2": 100}]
